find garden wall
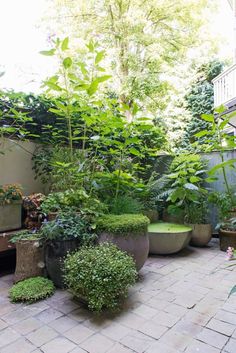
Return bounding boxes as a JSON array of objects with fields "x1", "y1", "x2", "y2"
[{"x1": 0, "y1": 138, "x2": 47, "y2": 195}]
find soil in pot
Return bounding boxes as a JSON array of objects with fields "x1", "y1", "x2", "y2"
[
  {"x1": 189, "y1": 224, "x2": 212, "y2": 247},
  {"x1": 45, "y1": 239, "x2": 80, "y2": 288},
  {"x1": 148, "y1": 222, "x2": 192, "y2": 255}
]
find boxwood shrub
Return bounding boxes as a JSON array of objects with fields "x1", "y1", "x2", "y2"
[
  {"x1": 64, "y1": 243, "x2": 137, "y2": 312},
  {"x1": 96, "y1": 214, "x2": 150, "y2": 235},
  {"x1": 9, "y1": 277, "x2": 55, "y2": 303}
]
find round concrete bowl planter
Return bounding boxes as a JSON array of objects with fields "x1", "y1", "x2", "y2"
[
  {"x1": 189, "y1": 224, "x2": 212, "y2": 247},
  {"x1": 97, "y1": 214, "x2": 150, "y2": 271},
  {"x1": 148, "y1": 222, "x2": 192, "y2": 255}
]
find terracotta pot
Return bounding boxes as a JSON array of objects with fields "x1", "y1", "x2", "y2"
[
  {"x1": 219, "y1": 229, "x2": 236, "y2": 251},
  {"x1": 0, "y1": 201, "x2": 22, "y2": 232},
  {"x1": 98, "y1": 231, "x2": 149, "y2": 271},
  {"x1": 189, "y1": 224, "x2": 212, "y2": 247}
]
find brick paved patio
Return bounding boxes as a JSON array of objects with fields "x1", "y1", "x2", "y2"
[{"x1": 0, "y1": 239, "x2": 236, "y2": 353}]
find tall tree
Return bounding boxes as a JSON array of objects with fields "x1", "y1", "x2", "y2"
[{"x1": 45, "y1": 0, "x2": 216, "y2": 115}]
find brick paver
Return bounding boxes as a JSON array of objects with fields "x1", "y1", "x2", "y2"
[{"x1": 0, "y1": 239, "x2": 236, "y2": 352}]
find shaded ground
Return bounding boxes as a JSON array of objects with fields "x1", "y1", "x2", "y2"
[{"x1": 0, "y1": 239, "x2": 236, "y2": 353}]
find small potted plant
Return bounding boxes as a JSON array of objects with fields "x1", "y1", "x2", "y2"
[
  {"x1": 64, "y1": 243, "x2": 137, "y2": 312},
  {"x1": 218, "y1": 218, "x2": 236, "y2": 251},
  {"x1": 10, "y1": 230, "x2": 44, "y2": 283},
  {"x1": 96, "y1": 214, "x2": 150, "y2": 271},
  {"x1": 186, "y1": 198, "x2": 212, "y2": 247},
  {"x1": 40, "y1": 210, "x2": 97, "y2": 288},
  {"x1": 0, "y1": 184, "x2": 23, "y2": 232}
]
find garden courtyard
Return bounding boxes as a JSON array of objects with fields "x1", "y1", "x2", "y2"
[{"x1": 0, "y1": 239, "x2": 236, "y2": 353}]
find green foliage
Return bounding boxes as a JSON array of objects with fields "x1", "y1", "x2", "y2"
[
  {"x1": 97, "y1": 214, "x2": 149, "y2": 235},
  {"x1": 209, "y1": 191, "x2": 236, "y2": 221},
  {"x1": 108, "y1": 195, "x2": 144, "y2": 215},
  {"x1": 10, "y1": 230, "x2": 41, "y2": 244},
  {"x1": 156, "y1": 154, "x2": 209, "y2": 222},
  {"x1": 218, "y1": 217, "x2": 236, "y2": 232},
  {"x1": 0, "y1": 184, "x2": 23, "y2": 205},
  {"x1": 64, "y1": 243, "x2": 137, "y2": 312},
  {"x1": 9, "y1": 277, "x2": 55, "y2": 303},
  {"x1": 180, "y1": 60, "x2": 224, "y2": 150},
  {"x1": 40, "y1": 210, "x2": 97, "y2": 243}
]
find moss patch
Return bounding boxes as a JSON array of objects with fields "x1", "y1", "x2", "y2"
[
  {"x1": 148, "y1": 222, "x2": 192, "y2": 233},
  {"x1": 97, "y1": 214, "x2": 150, "y2": 235}
]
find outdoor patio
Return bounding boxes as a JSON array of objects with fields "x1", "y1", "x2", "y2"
[{"x1": 0, "y1": 239, "x2": 236, "y2": 353}]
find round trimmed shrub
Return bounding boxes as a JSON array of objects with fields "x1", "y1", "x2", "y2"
[
  {"x1": 9, "y1": 277, "x2": 55, "y2": 303},
  {"x1": 96, "y1": 214, "x2": 150, "y2": 235},
  {"x1": 64, "y1": 243, "x2": 138, "y2": 312}
]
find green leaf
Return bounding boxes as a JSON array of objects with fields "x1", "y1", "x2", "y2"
[
  {"x1": 129, "y1": 147, "x2": 141, "y2": 156},
  {"x1": 96, "y1": 75, "x2": 112, "y2": 83},
  {"x1": 201, "y1": 114, "x2": 215, "y2": 122},
  {"x1": 209, "y1": 159, "x2": 236, "y2": 175},
  {"x1": 40, "y1": 49, "x2": 55, "y2": 56},
  {"x1": 190, "y1": 176, "x2": 200, "y2": 183},
  {"x1": 229, "y1": 285, "x2": 236, "y2": 297},
  {"x1": 45, "y1": 82, "x2": 62, "y2": 91},
  {"x1": 195, "y1": 130, "x2": 210, "y2": 138},
  {"x1": 61, "y1": 37, "x2": 69, "y2": 51},
  {"x1": 63, "y1": 57, "x2": 73, "y2": 69},
  {"x1": 184, "y1": 183, "x2": 199, "y2": 191},
  {"x1": 87, "y1": 81, "x2": 99, "y2": 96},
  {"x1": 95, "y1": 51, "x2": 105, "y2": 64}
]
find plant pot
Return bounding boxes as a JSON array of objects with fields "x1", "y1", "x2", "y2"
[
  {"x1": 45, "y1": 239, "x2": 80, "y2": 288},
  {"x1": 143, "y1": 210, "x2": 159, "y2": 223},
  {"x1": 0, "y1": 201, "x2": 22, "y2": 232},
  {"x1": 148, "y1": 222, "x2": 192, "y2": 255},
  {"x1": 189, "y1": 224, "x2": 212, "y2": 247},
  {"x1": 98, "y1": 231, "x2": 149, "y2": 271},
  {"x1": 219, "y1": 229, "x2": 236, "y2": 251},
  {"x1": 14, "y1": 239, "x2": 44, "y2": 283}
]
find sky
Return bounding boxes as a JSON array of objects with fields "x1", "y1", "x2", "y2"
[{"x1": 0, "y1": 0, "x2": 235, "y2": 93}]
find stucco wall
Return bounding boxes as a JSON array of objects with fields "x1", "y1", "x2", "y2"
[{"x1": 0, "y1": 138, "x2": 47, "y2": 196}]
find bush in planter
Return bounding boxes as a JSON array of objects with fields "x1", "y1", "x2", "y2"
[
  {"x1": 40, "y1": 211, "x2": 97, "y2": 287},
  {"x1": 9, "y1": 277, "x2": 55, "y2": 303},
  {"x1": 96, "y1": 214, "x2": 150, "y2": 271},
  {"x1": 64, "y1": 243, "x2": 137, "y2": 312}
]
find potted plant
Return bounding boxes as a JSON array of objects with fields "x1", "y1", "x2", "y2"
[
  {"x1": 10, "y1": 230, "x2": 44, "y2": 283},
  {"x1": 96, "y1": 214, "x2": 150, "y2": 271},
  {"x1": 40, "y1": 210, "x2": 97, "y2": 288},
  {"x1": 186, "y1": 198, "x2": 212, "y2": 247},
  {"x1": 0, "y1": 184, "x2": 23, "y2": 232},
  {"x1": 64, "y1": 243, "x2": 137, "y2": 312},
  {"x1": 217, "y1": 218, "x2": 236, "y2": 251}
]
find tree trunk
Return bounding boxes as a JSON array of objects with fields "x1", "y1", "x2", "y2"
[{"x1": 14, "y1": 240, "x2": 44, "y2": 283}]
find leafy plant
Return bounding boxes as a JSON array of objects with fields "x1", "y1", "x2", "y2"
[
  {"x1": 40, "y1": 211, "x2": 97, "y2": 243},
  {"x1": 64, "y1": 243, "x2": 137, "y2": 312},
  {"x1": 217, "y1": 218, "x2": 236, "y2": 232},
  {"x1": 107, "y1": 195, "x2": 144, "y2": 215},
  {"x1": 0, "y1": 184, "x2": 23, "y2": 205},
  {"x1": 9, "y1": 277, "x2": 55, "y2": 303},
  {"x1": 10, "y1": 230, "x2": 41, "y2": 244},
  {"x1": 96, "y1": 214, "x2": 149, "y2": 235}
]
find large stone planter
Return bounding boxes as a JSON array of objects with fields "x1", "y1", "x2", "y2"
[
  {"x1": 14, "y1": 239, "x2": 44, "y2": 283},
  {"x1": 189, "y1": 224, "x2": 212, "y2": 247},
  {"x1": 0, "y1": 201, "x2": 22, "y2": 232},
  {"x1": 98, "y1": 232, "x2": 149, "y2": 271},
  {"x1": 148, "y1": 222, "x2": 192, "y2": 255},
  {"x1": 45, "y1": 239, "x2": 80, "y2": 288},
  {"x1": 219, "y1": 229, "x2": 236, "y2": 251}
]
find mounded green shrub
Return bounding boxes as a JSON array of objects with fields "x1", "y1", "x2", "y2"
[
  {"x1": 96, "y1": 214, "x2": 150, "y2": 235},
  {"x1": 9, "y1": 277, "x2": 55, "y2": 303},
  {"x1": 64, "y1": 243, "x2": 137, "y2": 312}
]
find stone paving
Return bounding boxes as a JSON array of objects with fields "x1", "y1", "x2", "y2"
[{"x1": 0, "y1": 239, "x2": 236, "y2": 353}]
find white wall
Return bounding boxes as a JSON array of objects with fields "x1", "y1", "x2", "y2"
[{"x1": 0, "y1": 138, "x2": 48, "y2": 195}]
